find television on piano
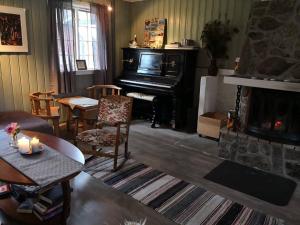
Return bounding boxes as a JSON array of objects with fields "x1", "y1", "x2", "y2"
[{"x1": 137, "y1": 52, "x2": 163, "y2": 76}]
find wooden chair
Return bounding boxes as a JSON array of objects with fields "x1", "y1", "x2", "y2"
[
  {"x1": 29, "y1": 91, "x2": 60, "y2": 136},
  {"x1": 87, "y1": 85, "x2": 122, "y2": 99},
  {"x1": 76, "y1": 95, "x2": 133, "y2": 171}
]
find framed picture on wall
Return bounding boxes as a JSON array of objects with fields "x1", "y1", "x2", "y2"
[
  {"x1": 76, "y1": 60, "x2": 87, "y2": 70},
  {"x1": 0, "y1": 6, "x2": 28, "y2": 52}
]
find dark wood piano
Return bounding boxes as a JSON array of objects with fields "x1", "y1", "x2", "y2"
[{"x1": 116, "y1": 47, "x2": 198, "y2": 130}]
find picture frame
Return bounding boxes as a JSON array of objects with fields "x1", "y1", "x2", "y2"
[
  {"x1": 0, "y1": 6, "x2": 28, "y2": 52},
  {"x1": 76, "y1": 60, "x2": 87, "y2": 70},
  {"x1": 144, "y1": 18, "x2": 166, "y2": 49}
]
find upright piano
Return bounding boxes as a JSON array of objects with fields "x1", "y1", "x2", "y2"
[{"x1": 116, "y1": 47, "x2": 198, "y2": 130}]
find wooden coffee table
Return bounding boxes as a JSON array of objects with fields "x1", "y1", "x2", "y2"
[{"x1": 0, "y1": 131, "x2": 84, "y2": 225}]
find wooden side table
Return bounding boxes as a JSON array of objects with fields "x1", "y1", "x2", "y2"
[{"x1": 57, "y1": 96, "x2": 99, "y2": 134}]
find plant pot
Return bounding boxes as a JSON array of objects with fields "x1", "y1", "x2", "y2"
[{"x1": 208, "y1": 59, "x2": 218, "y2": 76}]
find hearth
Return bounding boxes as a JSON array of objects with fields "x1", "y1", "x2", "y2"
[
  {"x1": 246, "y1": 88, "x2": 300, "y2": 145},
  {"x1": 219, "y1": 0, "x2": 300, "y2": 182}
]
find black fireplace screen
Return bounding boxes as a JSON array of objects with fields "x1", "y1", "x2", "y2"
[{"x1": 246, "y1": 88, "x2": 300, "y2": 145}]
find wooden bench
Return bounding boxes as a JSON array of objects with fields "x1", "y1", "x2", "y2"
[{"x1": 126, "y1": 92, "x2": 158, "y2": 128}]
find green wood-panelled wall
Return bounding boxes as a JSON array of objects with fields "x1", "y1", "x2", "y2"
[
  {"x1": 0, "y1": 0, "x2": 50, "y2": 112},
  {"x1": 130, "y1": 0, "x2": 254, "y2": 67}
]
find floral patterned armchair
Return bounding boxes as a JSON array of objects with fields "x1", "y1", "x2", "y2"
[{"x1": 76, "y1": 95, "x2": 133, "y2": 171}]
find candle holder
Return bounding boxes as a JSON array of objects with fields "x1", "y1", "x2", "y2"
[
  {"x1": 17, "y1": 137, "x2": 31, "y2": 154},
  {"x1": 17, "y1": 137, "x2": 44, "y2": 155}
]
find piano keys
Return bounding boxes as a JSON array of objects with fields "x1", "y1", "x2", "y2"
[{"x1": 116, "y1": 48, "x2": 198, "y2": 130}]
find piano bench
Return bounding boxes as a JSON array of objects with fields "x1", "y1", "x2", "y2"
[{"x1": 126, "y1": 92, "x2": 158, "y2": 128}]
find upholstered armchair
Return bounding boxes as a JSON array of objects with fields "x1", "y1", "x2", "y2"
[{"x1": 76, "y1": 95, "x2": 133, "y2": 171}]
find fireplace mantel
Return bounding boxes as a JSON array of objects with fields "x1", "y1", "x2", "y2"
[{"x1": 224, "y1": 76, "x2": 300, "y2": 93}]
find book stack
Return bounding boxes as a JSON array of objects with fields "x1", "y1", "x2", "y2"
[
  {"x1": 11, "y1": 184, "x2": 40, "y2": 202},
  {"x1": 17, "y1": 198, "x2": 34, "y2": 213},
  {"x1": 12, "y1": 185, "x2": 40, "y2": 214},
  {"x1": 33, "y1": 185, "x2": 64, "y2": 221},
  {"x1": 165, "y1": 43, "x2": 199, "y2": 50},
  {"x1": 165, "y1": 43, "x2": 181, "y2": 49}
]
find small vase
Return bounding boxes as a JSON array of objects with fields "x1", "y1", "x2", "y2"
[
  {"x1": 208, "y1": 59, "x2": 218, "y2": 76},
  {"x1": 9, "y1": 134, "x2": 18, "y2": 148}
]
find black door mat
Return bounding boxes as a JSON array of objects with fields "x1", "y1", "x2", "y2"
[{"x1": 204, "y1": 160, "x2": 297, "y2": 206}]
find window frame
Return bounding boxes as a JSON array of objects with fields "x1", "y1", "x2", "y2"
[{"x1": 73, "y1": 3, "x2": 99, "y2": 72}]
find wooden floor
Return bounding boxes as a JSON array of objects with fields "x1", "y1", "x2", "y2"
[{"x1": 2, "y1": 121, "x2": 300, "y2": 225}]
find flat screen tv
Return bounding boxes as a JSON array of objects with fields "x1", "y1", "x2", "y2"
[{"x1": 137, "y1": 52, "x2": 163, "y2": 75}]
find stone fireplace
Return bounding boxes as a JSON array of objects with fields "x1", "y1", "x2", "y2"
[
  {"x1": 219, "y1": 87, "x2": 300, "y2": 181},
  {"x1": 219, "y1": 0, "x2": 300, "y2": 182},
  {"x1": 246, "y1": 88, "x2": 300, "y2": 145}
]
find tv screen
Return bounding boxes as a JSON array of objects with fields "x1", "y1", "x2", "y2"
[{"x1": 137, "y1": 53, "x2": 163, "y2": 75}]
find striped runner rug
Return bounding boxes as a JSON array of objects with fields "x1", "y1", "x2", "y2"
[{"x1": 84, "y1": 156, "x2": 284, "y2": 225}]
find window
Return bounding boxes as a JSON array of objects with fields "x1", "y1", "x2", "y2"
[
  {"x1": 74, "y1": 7, "x2": 99, "y2": 70},
  {"x1": 57, "y1": 3, "x2": 100, "y2": 71}
]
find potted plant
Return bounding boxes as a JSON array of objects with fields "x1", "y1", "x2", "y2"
[{"x1": 201, "y1": 20, "x2": 239, "y2": 76}]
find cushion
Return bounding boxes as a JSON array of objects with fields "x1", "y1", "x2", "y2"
[
  {"x1": 126, "y1": 92, "x2": 156, "y2": 102},
  {"x1": 98, "y1": 95, "x2": 132, "y2": 125},
  {"x1": 77, "y1": 127, "x2": 126, "y2": 147}
]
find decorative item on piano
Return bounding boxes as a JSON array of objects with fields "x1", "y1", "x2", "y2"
[
  {"x1": 144, "y1": 18, "x2": 166, "y2": 49},
  {"x1": 129, "y1": 34, "x2": 138, "y2": 48},
  {"x1": 165, "y1": 42, "x2": 181, "y2": 49},
  {"x1": 201, "y1": 20, "x2": 239, "y2": 76},
  {"x1": 181, "y1": 39, "x2": 194, "y2": 47}
]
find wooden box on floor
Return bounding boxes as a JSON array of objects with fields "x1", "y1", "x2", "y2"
[{"x1": 197, "y1": 112, "x2": 227, "y2": 139}]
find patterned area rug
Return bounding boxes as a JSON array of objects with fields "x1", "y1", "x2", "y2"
[{"x1": 84, "y1": 156, "x2": 284, "y2": 225}]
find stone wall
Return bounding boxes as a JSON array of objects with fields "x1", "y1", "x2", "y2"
[
  {"x1": 239, "y1": 0, "x2": 300, "y2": 82},
  {"x1": 219, "y1": 128, "x2": 300, "y2": 182}
]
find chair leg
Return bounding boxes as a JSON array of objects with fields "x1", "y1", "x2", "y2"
[
  {"x1": 73, "y1": 139, "x2": 77, "y2": 146},
  {"x1": 66, "y1": 108, "x2": 72, "y2": 131},
  {"x1": 151, "y1": 97, "x2": 158, "y2": 128},
  {"x1": 74, "y1": 118, "x2": 79, "y2": 138},
  {"x1": 113, "y1": 145, "x2": 119, "y2": 171},
  {"x1": 124, "y1": 141, "x2": 130, "y2": 159},
  {"x1": 53, "y1": 119, "x2": 60, "y2": 137}
]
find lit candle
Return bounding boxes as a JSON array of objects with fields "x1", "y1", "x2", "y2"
[
  {"x1": 17, "y1": 137, "x2": 30, "y2": 154},
  {"x1": 30, "y1": 137, "x2": 40, "y2": 153}
]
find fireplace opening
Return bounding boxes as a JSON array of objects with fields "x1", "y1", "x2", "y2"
[{"x1": 246, "y1": 88, "x2": 300, "y2": 145}]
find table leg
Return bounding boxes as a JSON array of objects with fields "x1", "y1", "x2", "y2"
[
  {"x1": 61, "y1": 181, "x2": 71, "y2": 225},
  {"x1": 66, "y1": 108, "x2": 73, "y2": 131},
  {"x1": 53, "y1": 118, "x2": 60, "y2": 137},
  {"x1": 80, "y1": 111, "x2": 88, "y2": 131}
]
